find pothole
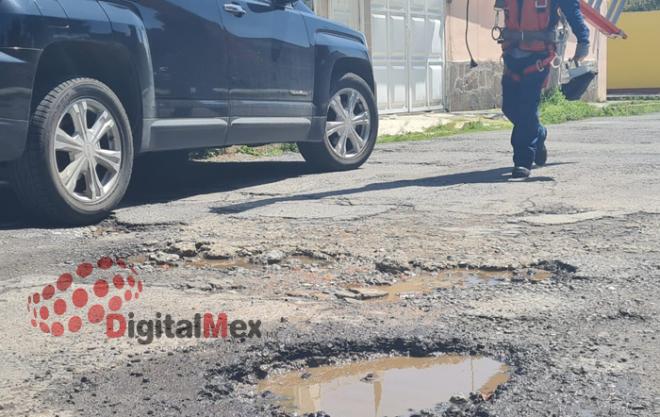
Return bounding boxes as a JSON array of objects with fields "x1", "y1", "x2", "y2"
[
  {"x1": 340, "y1": 268, "x2": 552, "y2": 301},
  {"x1": 259, "y1": 355, "x2": 509, "y2": 417},
  {"x1": 286, "y1": 255, "x2": 331, "y2": 267},
  {"x1": 189, "y1": 257, "x2": 256, "y2": 270}
]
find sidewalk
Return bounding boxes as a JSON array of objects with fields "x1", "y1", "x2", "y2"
[{"x1": 378, "y1": 109, "x2": 506, "y2": 137}]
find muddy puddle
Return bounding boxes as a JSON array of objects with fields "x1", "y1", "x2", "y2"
[
  {"x1": 127, "y1": 255, "x2": 148, "y2": 265},
  {"x1": 345, "y1": 269, "x2": 552, "y2": 301},
  {"x1": 259, "y1": 355, "x2": 509, "y2": 417}
]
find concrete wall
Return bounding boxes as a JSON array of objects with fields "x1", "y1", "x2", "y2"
[
  {"x1": 315, "y1": 0, "x2": 609, "y2": 111},
  {"x1": 445, "y1": 0, "x2": 608, "y2": 110},
  {"x1": 608, "y1": 11, "x2": 660, "y2": 92},
  {"x1": 444, "y1": 0, "x2": 504, "y2": 111}
]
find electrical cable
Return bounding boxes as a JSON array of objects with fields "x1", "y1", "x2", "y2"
[{"x1": 465, "y1": 0, "x2": 479, "y2": 68}]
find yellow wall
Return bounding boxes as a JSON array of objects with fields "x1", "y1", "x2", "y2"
[{"x1": 608, "y1": 11, "x2": 660, "y2": 90}]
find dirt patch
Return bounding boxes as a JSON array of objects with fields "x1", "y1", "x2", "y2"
[{"x1": 189, "y1": 257, "x2": 256, "y2": 270}]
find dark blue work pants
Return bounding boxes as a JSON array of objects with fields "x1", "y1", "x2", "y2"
[{"x1": 502, "y1": 53, "x2": 550, "y2": 169}]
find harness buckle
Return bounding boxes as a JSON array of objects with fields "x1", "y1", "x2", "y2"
[
  {"x1": 492, "y1": 26, "x2": 504, "y2": 42},
  {"x1": 551, "y1": 55, "x2": 562, "y2": 69},
  {"x1": 536, "y1": 59, "x2": 545, "y2": 72},
  {"x1": 535, "y1": 0, "x2": 549, "y2": 9}
]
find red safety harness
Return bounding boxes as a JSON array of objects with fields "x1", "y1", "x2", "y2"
[
  {"x1": 504, "y1": 50, "x2": 558, "y2": 82},
  {"x1": 500, "y1": 0, "x2": 560, "y2": 82}
]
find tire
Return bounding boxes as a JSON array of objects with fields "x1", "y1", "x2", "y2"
[
  {"x1": 10, "y1": 78, "x2": 134, "y2": 226},
  {"x1": 298, "y1": 73, "x2": 378, "y2": 171}
]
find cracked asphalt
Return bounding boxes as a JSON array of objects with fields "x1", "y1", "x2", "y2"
[{"x1": 0, "y1": 114, "x2": 659, "y2": 417}]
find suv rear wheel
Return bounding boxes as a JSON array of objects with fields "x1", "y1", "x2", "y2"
[
  {"x1": 299, "y1": 73, "x2": 378, "y2": 171},
  {"x1": 11, "y1": 78, "x2": 134, "y2": 225}
]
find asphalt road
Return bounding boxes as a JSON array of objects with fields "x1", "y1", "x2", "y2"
[{"x1": 0, "y1": 114, "x2": 659, "y2": 417}]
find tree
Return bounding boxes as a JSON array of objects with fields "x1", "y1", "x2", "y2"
[{"x1": 624, "y1": 0, "x2": 660, "y2": 11}]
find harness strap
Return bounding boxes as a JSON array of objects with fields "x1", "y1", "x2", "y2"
[
  {"x1": 501, "y1": 28, "x2": 560, "y2": 43},
  {"x1": 504, "y1": 51, "x2": 558, "y2": 83}
]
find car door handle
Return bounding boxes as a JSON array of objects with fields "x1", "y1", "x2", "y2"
[{"x1": 224, "y1": 3, "x2": 246, "y2": 16}]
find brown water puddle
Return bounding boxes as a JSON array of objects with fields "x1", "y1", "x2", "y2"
[
  {"x1": 127, "y1": 254, "x2": 148, "y2": 265},
  {"x1": 259, "y1": 356, "x2": 509, "y2": 417},
  {"x1": 349, "y1": 269, "x2": 552, "y2": 301}
]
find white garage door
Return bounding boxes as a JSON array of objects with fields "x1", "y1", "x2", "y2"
[
  {"x1": 327, "y1": 0, "x2": 364, "y2": 31},
  {"x1": 371, "y1": 0, "x2": 445, "y2": 113}
]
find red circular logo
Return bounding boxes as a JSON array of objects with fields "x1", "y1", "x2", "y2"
[{"x1": 27, "y1": 257, "x2": 144, "y2": 337}]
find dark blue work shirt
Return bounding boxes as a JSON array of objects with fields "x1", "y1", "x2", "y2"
[
  {"x1": 552, "y1": 0, "x2": 591, "y2": 44},
  {"x1": 508, "y1": 0, "x2": 591, "y2": 58}
]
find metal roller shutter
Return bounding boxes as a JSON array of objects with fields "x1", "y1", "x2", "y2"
[{"x1": 371, "y1": 0, "x2": 445, "y2": 113}]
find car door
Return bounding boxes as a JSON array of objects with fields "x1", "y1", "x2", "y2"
[
  {"x1": 121, "y1": 0, "x2": 230, "y2": 149},
  {"x1": 220, "y1": 0, "x2": 315, "y2": 144}
]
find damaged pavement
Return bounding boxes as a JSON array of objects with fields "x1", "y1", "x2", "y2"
[{"x1": 0, "y1": 114, "x2": 659, "y2": 417}]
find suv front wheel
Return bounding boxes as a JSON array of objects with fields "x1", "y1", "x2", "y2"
[
  {"x1": 299, "y1": 73, "x2": 378, "y2": 171},
  {"x1": 11, "y1": 78, "x2": 134, "y2": 225}
]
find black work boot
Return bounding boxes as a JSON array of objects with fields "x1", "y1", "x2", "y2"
[
  {"x1": 511, "y1": 166, "x2": 531, "y2": 179},
  {"x1": 535, "y1": 129, "x2": 548, "y2": 167},
  {"x1": 535, "y1": 144, "x2": 548, "y2": 167}
]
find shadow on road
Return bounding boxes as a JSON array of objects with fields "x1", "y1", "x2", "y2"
[
  {"x1": 210, "y1": 165, "x2": 560, "y2": 215},
  {"x1": 125, "y1": 159, "x2": 315, "y2": 205},
  {"x1": 0, "y1": 159, "x2": 315, "y2": 230},
  {"x1": 0, "y1": 159, "x2": 562, "y2": 230}
]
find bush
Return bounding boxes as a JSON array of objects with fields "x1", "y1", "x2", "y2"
[
  {"x1": 540, "y1": 89, "x2": 660, "y2": 124},
  {"x1": 540, "y1": 89, "x2": 600, "y2": 124},
  {"x1": 624, "y1": 0, "x2": 660, "y2": 11}
]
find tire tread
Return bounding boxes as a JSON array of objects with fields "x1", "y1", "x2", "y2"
[{"x1": 10, "y1": 78, "x2": 132, "y2": 226}]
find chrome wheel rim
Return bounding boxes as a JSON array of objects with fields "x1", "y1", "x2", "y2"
[
  {"x1": 325, "y1": 88, "x2": 371, "y2": 159},
  {"x1": 51, "y1": 99, "x2": 122, "y2": 203}
]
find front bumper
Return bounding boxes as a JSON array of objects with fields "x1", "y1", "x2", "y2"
[{"x1": 0, "y1": 47, "x2": 40, "y2": 162}]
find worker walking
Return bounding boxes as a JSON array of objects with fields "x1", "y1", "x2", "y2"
[{"x1": 499, "y1": 0, "x2": 591, "y2": 179}]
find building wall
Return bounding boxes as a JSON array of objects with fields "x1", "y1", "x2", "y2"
[
  {"x1": 444, "y1": 0, "x2": 504, "y2": 111},
  {"x1": 608, "y1": 11, "x2": 660, "y2": 91},
  {"x1": 315, "y1": 0, "x2": 608, "y2": 112},
  {"x1": 445, "y1": 0, "x2": 608, "y2": 110}
]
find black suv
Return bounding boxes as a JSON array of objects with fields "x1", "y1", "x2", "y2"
[{"x1": 0, "y1": 0, "x2": 378, "y2": 225}]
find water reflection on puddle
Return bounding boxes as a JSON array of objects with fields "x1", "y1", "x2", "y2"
[
  {"x1": 259, "y1": 356, "x2": 509, "y2": 417},
  {"x1": 370, "y1": 269, "x2": 551, "y2": 301}
]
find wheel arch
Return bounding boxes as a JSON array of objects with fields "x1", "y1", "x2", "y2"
[
  {"x1": 312, "y1": 31, "x2": 375, "y2": 118},
  {"x1": 330, "y1": 58, "x2": 375, "y2": 94},
  {"x1": 31, "y1": 40, "x2": 144, "y2": 151}
]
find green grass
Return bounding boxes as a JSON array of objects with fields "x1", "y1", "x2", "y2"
[
  {"x1": 192, "y1": 143, "x2": 299, "y2": 159},
  {"x1": 236, "y1": 143, "x2": 298, "y2": 157},
  {"x1": 378, "y1": 120, "x2": 511, "y2": 144},
  {"x1": 539, "y1": 89, "x2": 660, "y2": 124}
]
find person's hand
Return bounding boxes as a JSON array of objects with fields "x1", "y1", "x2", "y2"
[{"x1": 573, "y1": 42, "x2": 590, "y2": 62}]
